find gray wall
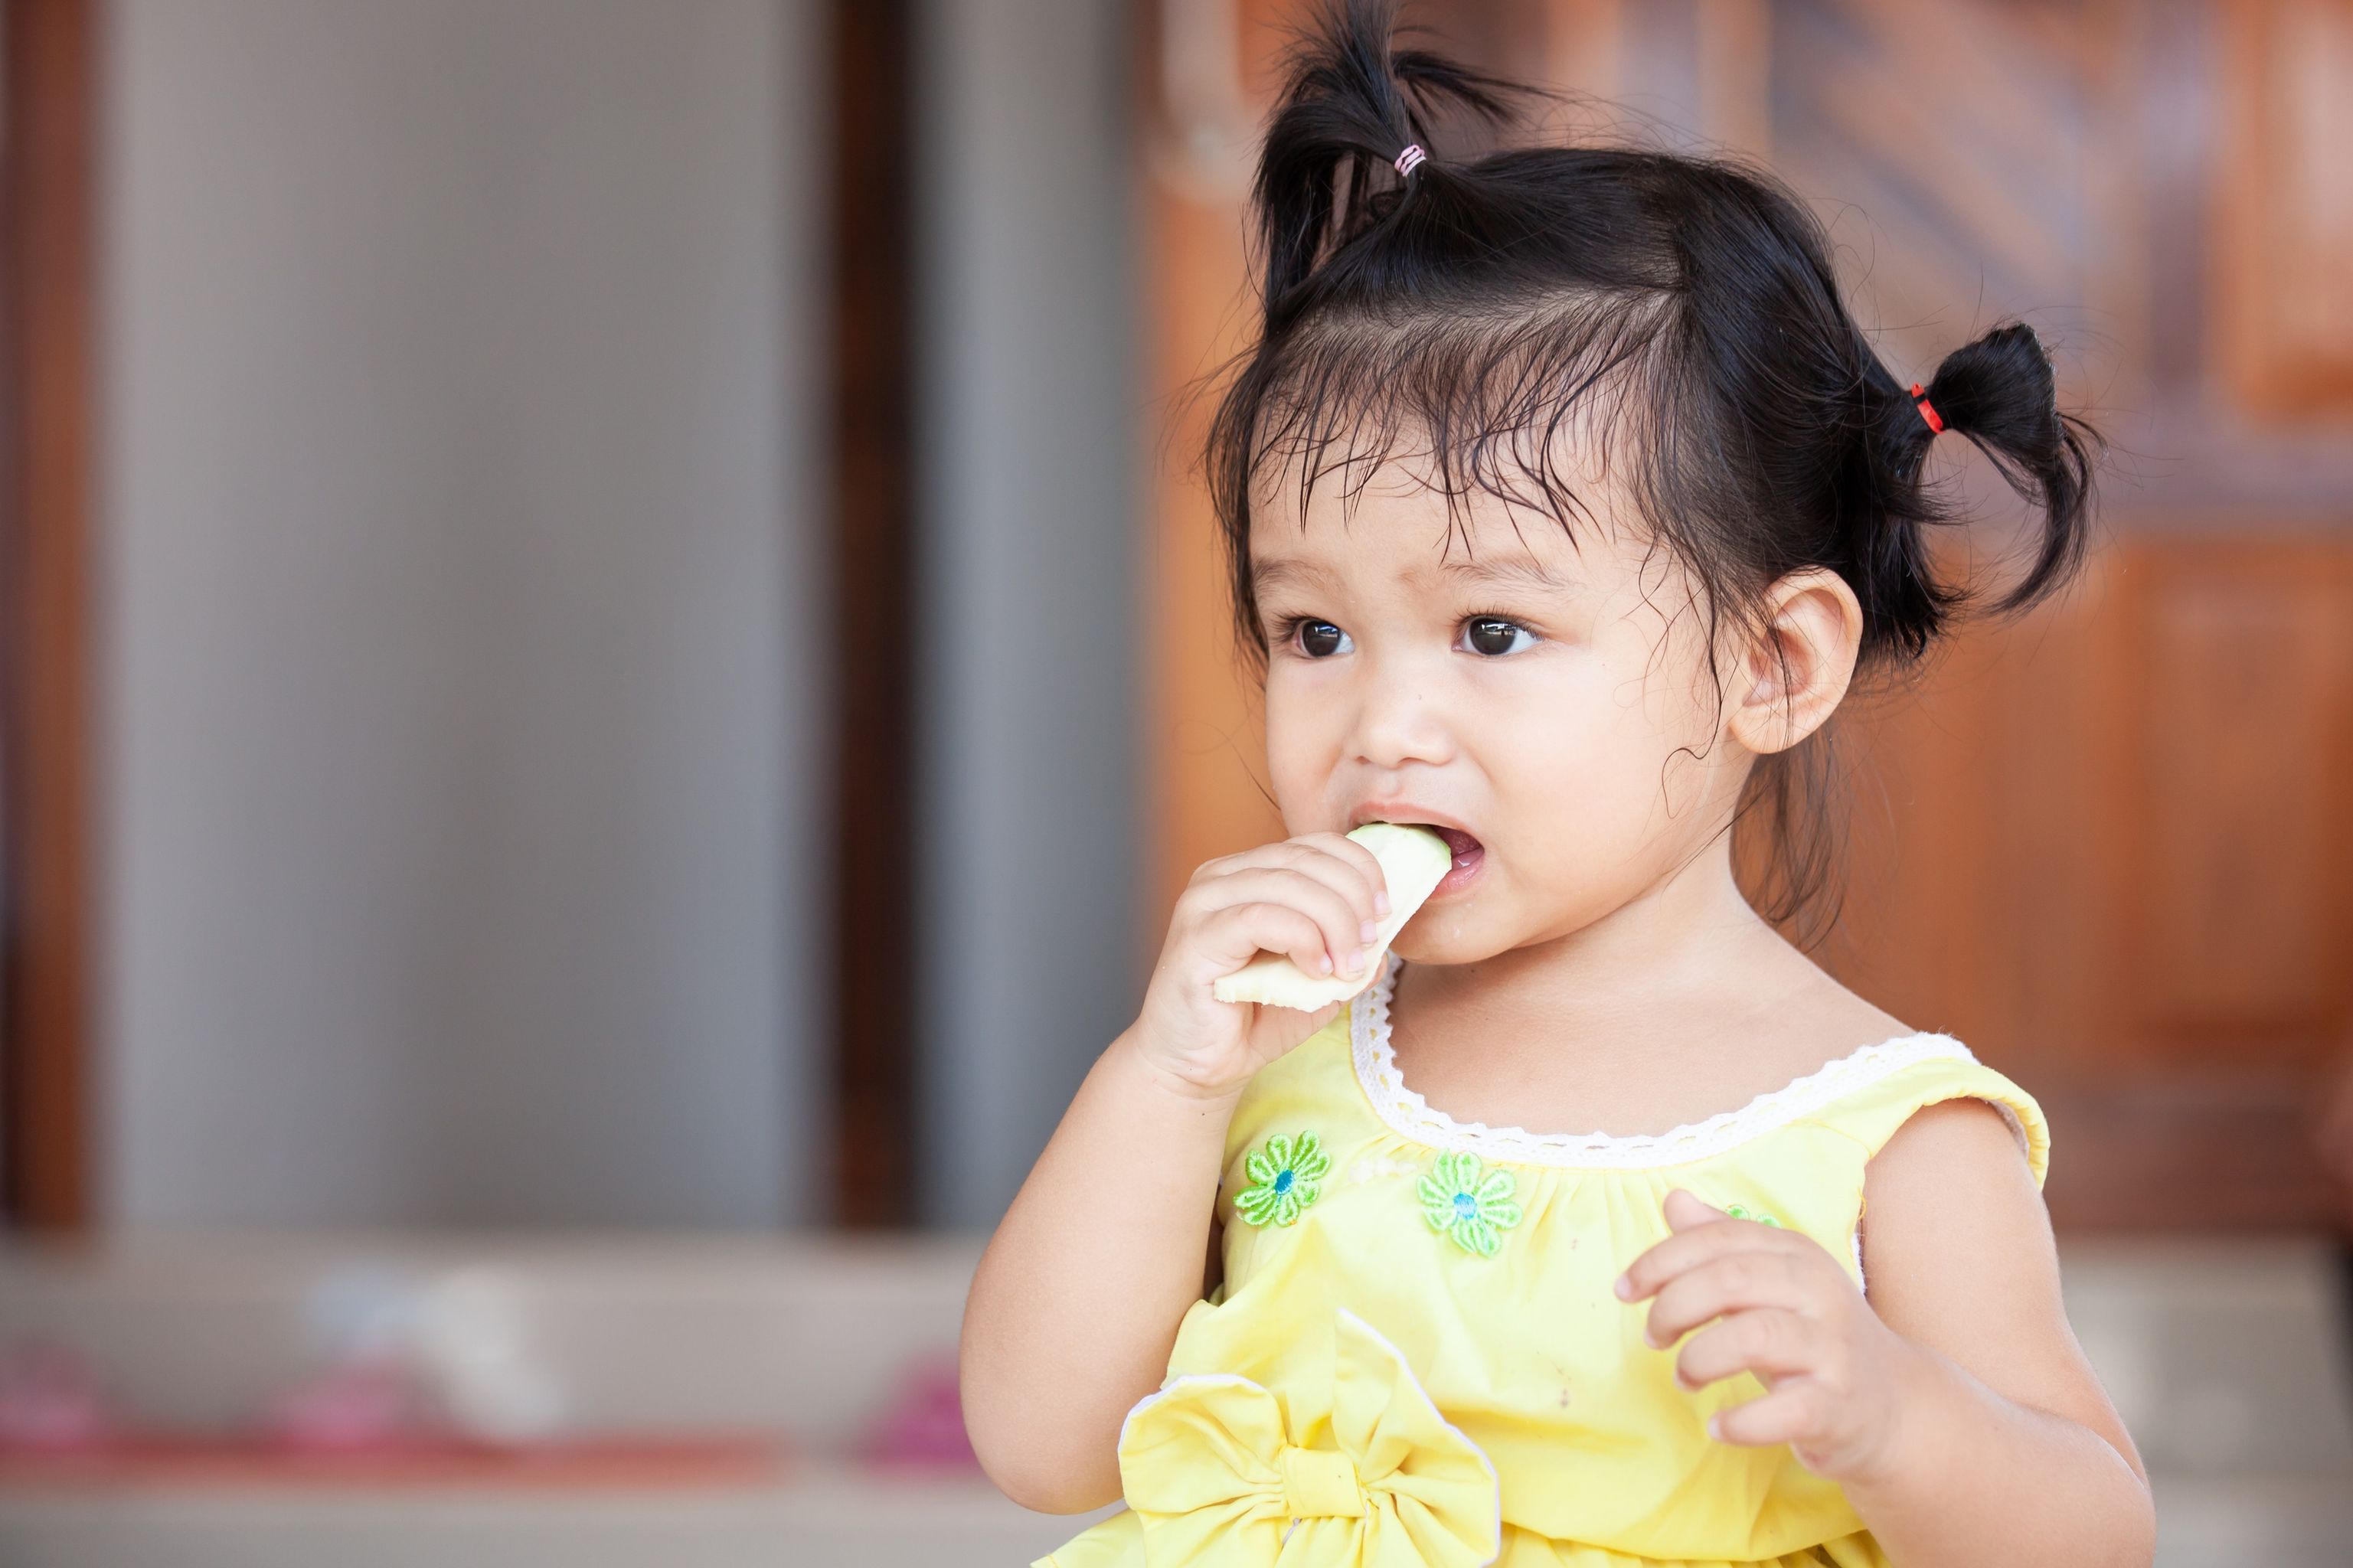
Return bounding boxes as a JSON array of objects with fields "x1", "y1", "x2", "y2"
[
  {"x1": 915, "y1": 0, "x2": 1140, "y2": 1228},
  {"x1": 100, "y1": 0, "x2": 825, "y2": 1227}
]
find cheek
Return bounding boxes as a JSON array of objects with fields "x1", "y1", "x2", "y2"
[
  {"x1": 1485, "y1": 669, "x2": 1657, "y2": 844},
  {"x1": 1261, "y1": 669, "x2": 1343, "y2": 818},
  {"x1": 1486, "y1": 635, "x2": 1729, "y2": 864}
]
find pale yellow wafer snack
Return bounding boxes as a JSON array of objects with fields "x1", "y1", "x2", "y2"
[{"x1": 1210, "y1": 822, "x2": 1453, "y2": 1011}]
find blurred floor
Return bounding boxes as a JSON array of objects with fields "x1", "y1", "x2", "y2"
[
  {"x1": 0, "y1": 1233, "x2": 2346, "y2": 1565},
  {"x1": 0, "y1": 1470, "x2": 1100, "y2": 1568},
  {"x1": 2061, "y1": 1238, "x2": 2353, "y2": 1566}
]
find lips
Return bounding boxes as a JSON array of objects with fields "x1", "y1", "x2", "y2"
[
  {"x1": 1424, "y1": 826, "x2": 1485, "y2": 895},
  {"x1": 1348, "y1": 805, "x2": 1485, "y2": 897},
  {"x1": 1357, "y1": 818, "x2": 1483, "y2": 897},
  {"x1": 1427, "y1": 826, "x2": 1482, "y2": 867}
]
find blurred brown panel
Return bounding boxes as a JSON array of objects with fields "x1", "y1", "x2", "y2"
[
  {"x1": 0, "y1": 0, "x2": 96, "y2": 1233},
  {"x1": 1139, "y1": 178, "x2": 1284, "y2": 931},
  {"x1": 829, "y1": 0, "x2": 916, "y2": 1227},
  {"x1": 2128, "y1": 542, "x2": 2353, "y2": 1045},
  {"x1": 1825, "y1": 534, "x2": 2353, "y2": 1230},
  {"x1": 1137, "y1": 0, "x2": 1294, "y2": 937},
  {"x1": 2034, "y1": 1071, "x2": 2341, "y2": 1230},
  {"x1": 2214, "y1": 0, "x2": 2353, "y2": 413}
]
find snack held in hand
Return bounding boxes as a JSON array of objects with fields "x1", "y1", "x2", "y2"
[{"x1": 1211, "y1": 822, "x2": 1450, "y2": 1010}]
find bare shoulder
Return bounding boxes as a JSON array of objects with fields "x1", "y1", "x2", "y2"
[
  {"x1": 1863, "y1": 1096, "x2": 2044, "y2": 1291},
  {"x1": 1874, "y1": 1095, "x2": 2034, "y2": 1179},
  {"x1": 1858, "y1": 1093, "x2": 2146, "y2": 1481}
]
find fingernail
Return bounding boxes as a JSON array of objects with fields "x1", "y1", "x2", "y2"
[
  {"x1": 1707, "y1": 1415, "x2": 1723, "y2": 1441},
  {"x1": 1360, "y1": 920, "x2": 1377, "y2": 943},
  {"x1": 1316, "y1": 951, "x2": 1334, "y2": 975},
  {"x1": 1339, "y1": 946, "x2": 1361, "y2": 976},
  {"x1": 1613, "y1": 1274, "x2": 1633, "y2": 1300},
  {"x1": 1374, "y1": 890, "x2": 1391, "y2": 916}
]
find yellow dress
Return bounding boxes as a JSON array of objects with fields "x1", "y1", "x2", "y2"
[{"x1": 1034, "y1": 954, "x2": 2049, "y2": 1567}]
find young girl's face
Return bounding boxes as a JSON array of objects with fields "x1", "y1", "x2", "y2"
[{"x1": 1251, "y1": 456, "x2": 1760, "y2": 965}]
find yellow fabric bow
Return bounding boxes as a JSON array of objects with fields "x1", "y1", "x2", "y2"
[{"x1": 1115, "y1": 1306, "x2": 1501, "y2": 1566}]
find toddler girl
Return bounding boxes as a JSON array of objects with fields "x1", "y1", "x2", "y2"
[{"x1": 963, "y1": 4, "x2": 2152, "y2": 1563}]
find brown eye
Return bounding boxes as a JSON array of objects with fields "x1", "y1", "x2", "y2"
[
  {"x1": 1461, "y1": 616, "x2": 1534, "y2": 656},
  {"x1": 1296, "y1": 619, "x2": 1352, "y2": 658}
]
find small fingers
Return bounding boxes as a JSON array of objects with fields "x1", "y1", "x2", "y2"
[
  {"x1": 1644, "y1": 1250, "x2": 1815, "y2": 1347},
  {"x1": 1673, "y1": 1308, "x2": 1823, "y2": 1390},
  {"x1": 1186, "y1": 833, "x2": 1391, "y2": 932},
  {"x1": 1270, "y1": 838, "x2": 1387, "y2": 940},
  {"x1": 1662, "y1": 1188, "x2": 1728, "y2": 1231},
  {"x1": 1290, "y1": 831, "x2": 1391, "y2": 918},
  {"x1": 1708, "y1": 1380, "x2": 1835, "y2": 1449},
  {"x1": 1201, "y1": 903, "x2": 1338, "y2": 984},
  {"x1": 1617, "y1": 1207, "x2": 1814, "y2": 1304},
  {"x1": 1184, "y1": 867, "x2": 1371, "y2": 976}
]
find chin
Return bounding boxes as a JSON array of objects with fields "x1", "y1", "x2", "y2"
[{"x1": 1388, "y1": 916, "x2": 1517, "y2": 967}]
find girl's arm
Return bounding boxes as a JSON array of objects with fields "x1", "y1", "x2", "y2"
[
  {"x1": 1620, "y1": 1101, "x2": 2153, "y2": 1567},
  {"x1": 1832, "y1": 1100, "x2": 2152, "y2": 1564},
  {"x1": 958, "y1": 1030, "x2": 1247, "y2": 1512},
  {"x1": 959, "y1": 835, "x2": 1383, "y2": 1514}
]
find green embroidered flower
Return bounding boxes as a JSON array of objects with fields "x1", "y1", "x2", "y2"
[
  {"x1": 1417, "y1": 1150, "x2": 1524, "y2": 1256},
  {"x1": 1234, "y1": 1131, "x2": 1331, "y2": 1227},
  {"x1": 1724, "y1": 1203, "x2": 1783, "y2": 1227}
]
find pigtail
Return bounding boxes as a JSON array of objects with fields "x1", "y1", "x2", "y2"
[
  {"x1": 1845, "y1": 322, "x2": 2096, "y2": 665},
  {"x1": 1914, "y1": 322, "x2": 2097, "y2": 614},
  {"x1": 1253, "y1": 0, "x2": 1531, "y2": 328}
]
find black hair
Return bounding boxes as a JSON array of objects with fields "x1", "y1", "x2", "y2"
[{"x1": 1205, "y1": 0, "x2": 2098, "y2": 933}]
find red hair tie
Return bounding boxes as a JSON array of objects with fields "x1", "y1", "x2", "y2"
[{"x1": 1910, "y1": 382, "x2": 1945, "y2": 435}]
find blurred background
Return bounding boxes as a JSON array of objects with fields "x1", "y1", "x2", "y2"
[{"x1": 0, "y1": 0, "x2": 2348, "y2": 1563}]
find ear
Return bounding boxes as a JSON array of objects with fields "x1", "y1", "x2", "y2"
[{"x1": 1724, "y1": 569, "x2": 1863, "y2": 756}]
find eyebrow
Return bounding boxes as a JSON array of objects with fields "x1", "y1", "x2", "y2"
[
  {"x1": 1253, "y1": 553, "x2": 1574, "y2": 596},
  {"x1": 1434, "y1": 554, "x2": 1574, "y2": 592},
  {"x1": 1250, "y1": 557, "x2": 1337, "y2": 594}
]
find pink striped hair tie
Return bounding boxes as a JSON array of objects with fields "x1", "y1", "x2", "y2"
[{"x1": 1393, "y1": 143, "x2": 1427, "y2": 178}]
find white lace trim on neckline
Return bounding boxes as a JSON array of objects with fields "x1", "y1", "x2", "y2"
[{"x1": 1348, "y1": 952, "x2": 1978, "y2": 1169}]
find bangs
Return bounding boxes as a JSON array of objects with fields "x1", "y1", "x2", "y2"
[{"x1": 1209, "y1": 285, "x2": 1757, "y2": 671}]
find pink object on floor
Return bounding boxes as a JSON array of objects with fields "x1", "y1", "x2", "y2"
[
  {"x1": 0, "y1": 1338, "x2": 111, "y2": 1452},
  {"x1": 268, "y1": 1354, "x2": 430, "y2": 1452},
  {"x1": 860, "y1": 1351, "x2": 979, "y2": 1471}
]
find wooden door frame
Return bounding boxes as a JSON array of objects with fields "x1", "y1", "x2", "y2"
[
  {"x1": 0, "y1": 0, "x2": 98, "y2": 1232},
  {"x1": 828, "y1": 0, "x2": 917, "y2": 1227}
]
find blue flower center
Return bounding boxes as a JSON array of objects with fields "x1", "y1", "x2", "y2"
[
  {"x1": 1453, "y1": 1191, "x2": 1478, "y2": 1220},
  {"x1": 1273, "y1": 1169, "x2": 1295, "y2": 1195}
]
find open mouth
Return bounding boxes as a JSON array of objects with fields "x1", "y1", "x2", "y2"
[{"x1": 1414, "y1": 825, "x2": 1485, "y2": 896}]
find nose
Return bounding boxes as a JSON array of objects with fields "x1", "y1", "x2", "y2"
[{"x1": 1350, "y1": 658, "x2": 1453, "y2": 773}]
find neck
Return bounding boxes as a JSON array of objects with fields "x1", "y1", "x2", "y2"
[{"x1": 1403, "y1": 831, "x2": 1795, "y2": 1035}]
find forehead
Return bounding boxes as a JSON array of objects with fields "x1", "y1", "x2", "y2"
[{"x1": 1244, "y1": 448, "x2": 1639, "y2": 591}]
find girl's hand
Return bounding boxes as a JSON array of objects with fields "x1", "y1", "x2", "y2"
[
  {"x1": 1616, "y1": 1189, "x2": 1922, "y2": 1483},
  {"x1": 1128, "y1": 833, "x2": 1390, "y2": 1100}
]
